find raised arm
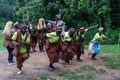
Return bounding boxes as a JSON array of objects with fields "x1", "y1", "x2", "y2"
[{"x1": 87, "y1": 24, "x2": 99, "y2": 30}]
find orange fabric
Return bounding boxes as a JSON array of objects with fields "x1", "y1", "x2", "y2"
[
  {"x1": 59, "y1": 38, "x2": 75, "y2": 61},
  {"x1": 45, "y1": 40, "x2": 60, "y2": 64},
  {"x1": 3, "y1": 35, "x2": 14, "y2": 48},
  {"x1": 16, "y1": 52, "x2": 29, "y2": 68},
  {"x1": 30, "y1": 34, "x2": 37, "y2": 48},
  {"x1": 75, "y1": 41, "x2": 84, "y2": 57}
]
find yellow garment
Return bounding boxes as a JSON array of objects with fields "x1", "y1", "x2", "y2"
[
  {"x1": 82, "y1": 29, "x2": 88, "y2": 38},
  {"x1": 37, "y1": 24, "x2": 46, "y2": 30},
  {"x1": 46, "y1": 32, "x2": 59, "y2": 44},
  {"x1": 93, "y1": 32, "x2": 105, "y2": 42},
  {"x1": 37, "y1": 25, "x2": 41, "y2": 29},
  {"x1": 63, "y1": 32, "x2": 71, "y2": 42},
  {"x1": 75, "y1": 29, "x2": 88, "y2": 41},
  {"x1": 12, "y1": 32, "x2": 30, "y2": 54}
]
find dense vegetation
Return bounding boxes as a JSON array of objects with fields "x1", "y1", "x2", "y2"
[{"x1": 0, "y1": 0, "x2": 120, "y2": 43}]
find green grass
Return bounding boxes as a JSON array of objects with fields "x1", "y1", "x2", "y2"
[
  {"x1": 101, "y1": 54, "x2": 120, "y2": 70},
  {"x1": 0, "y1": 34, "x2": 5, "y2": 50},
  {"x1": 35, "y1": 76, "x2": 56, "y2": 80},
  {"x1": 57, "y1": 65, "x2": 105, "y2": 80},
  {"x1": 101, "y1": 44, "x2": 120, "y2": 54},
  {"x1": 100, "y1": 44, "x2": 120, "y2": 70},
  {"x1": 95, "y1": 69, "x2": 106, "y2": 74},
  {"x1": 76, "y1": 65, "x2": 96, "y2": 73},
  {"x1": 36, "y1": 65, "x2": 106, "y2": 80},
  {"x1": 86, "y1": 44, "x2": 120, "y2": 70},
  {"x1": 85, "y1": 44, "x2": 120, "y2": 54},
  {"x1": 114, "y1": 77, "x2": 120, "y2": 80}
]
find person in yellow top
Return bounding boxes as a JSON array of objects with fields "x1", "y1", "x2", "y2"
[
  {"x1": 45, "y1": 27, "x2": 62, "y2": 71},
  {"x1": 90, "y1": 27, "x2": 110, "y2": 60},
  {"x1": 12, "y1": 25, "x2": 30, "y2": 75},
  {"x1": 75, "y1": 24, "x2": 98, "y2": 62},
  {"x1": 59, "y1": 28, "x2": 75, "y2": 64}
]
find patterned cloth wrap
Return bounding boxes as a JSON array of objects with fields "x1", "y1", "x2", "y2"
[{"x1": 91, "y1": 40, "x2": 101, "y2": 54}]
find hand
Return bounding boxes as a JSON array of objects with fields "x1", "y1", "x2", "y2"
[{"x1": 12, "y1": 41, "x2": 18, "y2": 45}]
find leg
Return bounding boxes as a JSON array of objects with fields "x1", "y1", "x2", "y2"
[
  {"x1": 22, "y1": 52, "x2": 29, "y2": 62},
  {"x1": 76, "y1": 52, "x2": 82, "y2": 62},
  {"x1": 16, "y1": 53, "x2": 29, "y2": 75},
  {"x1": 6, "y1": 46, "x2": 14, "y2": 63},
  {"x1": 91, "y1": 53, "x2": 97, "y2": 60},
  {"x1": 65, "y1": 60, "x2": 70, "y2": 64},
  {"x1": 16, "y1": 54, "x2": 23, "y2": 69},
  {"x1": 39, "y1": 45, "x2": 42, "y2": 52},
  {"x1": 27, "y1": 46, "x2": 31, "y2": 53},
  {"x1": 65, "y1": 53, "x2": 70, "y2": 64},
  {"x1": 41, "y1": 45, "x2": 44, "y2": 52},
  {"x1": 48, "y1": 63, "x2": 54, "y2": 71},
  {"x1": 16, "y1": 54, "x2": 23, "y2": 75}
]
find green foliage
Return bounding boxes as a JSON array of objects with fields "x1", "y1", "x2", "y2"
[
  {"x1": 58, "y1": 70, "x2": 94, "y2": 80},
  {"x1": 76, "y1": 65, "x2": 96, "y2": 73},
  {"x1": 0, "y1": 34, "x2": 6, "y2": 50},
  {"x1": 106, "y1": 28, "x2": 120, "y2": 44},
  {"x1": 101, "y1": 44, "x2": 120, "y2": 53},
  {"x1": 85, "y1": 27, "x2": 120, "y2": 44},
  {"x1": 0, "y1": 0, "x2": 15, "y2": 20},
  {"x1": 101, "y1": 45, "x2": 120, "y2": 70},
  {"x1": 57, "y1": 65, "x2": 106, "y2": 80},
  {"x1": 110, "y1": 0, "x2": 120, "y2": 29},
  {"x1": 85, "y1": 44, "x2": 120, "y2": 70},
  {"x1": 101, "y1": 54, "x2": 120, "y2": 70},
  {"x1": 0, "y1": 0, "x2": 120, "y2": 43},
  {"x1": 0, "y1": 18, "x2": 7, "y2": 30},
  {"x1": 114, "y1": 77, "x2": 120, "y2": 80},
  {"x1": 95, "y1": 69, "x2": 106, "y2": 74}
]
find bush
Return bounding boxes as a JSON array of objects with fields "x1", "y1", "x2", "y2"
[
  {"x1": 0, "y1": 18, "x2": 7, "y2": 30},
  {"x1": 106, "y1": 28, "x2": 120, "y2": 44}
]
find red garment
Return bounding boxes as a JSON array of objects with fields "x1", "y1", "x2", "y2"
[
  {"x1": 45, "y1": 40, "x2": 60, "y2": 64},
  {"x1": 30, "y1": 29, "x2": 37, "y2": 48},
  {"x1": 38, "y1": 30, "x2": 46, "y2": 46},
  {"x1": 16, "y1": 52, "x2": 29, "y2": 68},
  {"x1": 3, "y1": 35, "x2": 14, "y2": 48},
  {"x1": 59, "y1": 38, "x2": 75, "y2": 61},
  {"x1": 75, "y1": 41, "x2": 84, "y2": 57}
]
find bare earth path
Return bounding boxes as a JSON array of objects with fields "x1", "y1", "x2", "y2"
[{"x1": 0, "y1": 49, "x2": 120, "y2": 80}]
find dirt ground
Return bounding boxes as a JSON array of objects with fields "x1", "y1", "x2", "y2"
[{"x1": 0, "y1": 48, "x2": 120, "y2": 80}]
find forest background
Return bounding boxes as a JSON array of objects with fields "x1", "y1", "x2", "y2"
[{"x1": 0, "y1": 0, "x2": 120, "y2": 44}]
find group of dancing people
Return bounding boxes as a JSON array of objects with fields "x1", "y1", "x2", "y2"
[{"x1": 2, "y1": 14, "x2": 110, "y2": 75}]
